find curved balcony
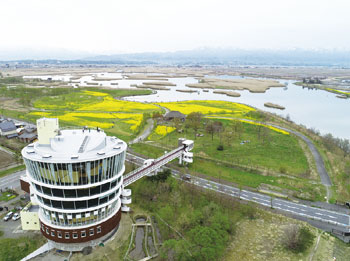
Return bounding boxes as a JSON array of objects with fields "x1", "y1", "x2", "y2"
[
  {"x1": 121, "y1": 197, "x2": 132, "y2": 205},
  {"x1": 121, "y1": 206, "x2": 130, "y2": 212},
  {"x1": 122, "y1": 189, "x2": 131, "y2": 197}
]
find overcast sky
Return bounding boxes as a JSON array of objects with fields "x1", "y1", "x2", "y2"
[{"x1": 1, "y1": 0, "x2": 350, "y2": 57}]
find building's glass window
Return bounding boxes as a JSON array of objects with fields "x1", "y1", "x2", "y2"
[
  {"x1": 81, "y1": 231, "x2": 86, "y2": 238},
  {"x1": 64, "y1": 189, "x2": 76, "y2": 198},
  {"x1": 75, "y1": 200, "x2": 87, "y2": 209},
  {"x1": 52, "y1": 188, "x2": 64, "y2": 197},
  {"x1": 99, "y1": 195, "x2": 108, "y2": 205},
  {"x1": 62, "y1": 201, "x2": 75, "y2": 209},
  {"x1": 42, "y1": 197, "x2": 51, "y2": 207},
  {"x1": 72, "y1": 233, "x2": 78, "y2": 239},
  {"x1": 90, "y1": 185, "x2": 100, "y2": 196},
  {"x1": 88, "y1": 198, "x2": 98, "y2": 208},
  {"x1": 51, "y1": 200, "x2": 62, "y2": 209},
  {"x1": 97, "y1": 226, "x2": 101, "y2": 233},
  {"x1": 77, "y1": 188, "x2": 89, "y2": 197},
  {"x1": 58, "y1": 231, "x2": 62, "y2": 238},
  {"x1": 65, "y1": 233, "x2": 70, "y2": 239},
  {"x1": 89, "y1": 229, "x2": 94, "y2": 236},
  {"x1": 51, "y1": 231, "x2": 55, "y2": 237}
]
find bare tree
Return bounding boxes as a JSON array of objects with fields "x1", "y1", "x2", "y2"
[
  {"x1": 282, "y1": 224, "x2": 300, "y2": 250},
  {"x1": 186, "y1": 112, "x2": 203, "y2": 139}
]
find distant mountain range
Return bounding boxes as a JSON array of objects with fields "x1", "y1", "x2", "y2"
[{"x1": 2, "y1": 48, "x2": 350, "y2": 67}]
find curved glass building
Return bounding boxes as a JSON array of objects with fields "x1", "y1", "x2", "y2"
[{"x1": 21, "y1": 118, "x2": 127, "y2": 251}]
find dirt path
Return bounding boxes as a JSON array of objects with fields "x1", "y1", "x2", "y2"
[{"x1": 309, "y1": 232, "x2": 323, "y2": 261}]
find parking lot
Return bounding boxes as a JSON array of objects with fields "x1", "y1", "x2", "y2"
[{"x1": 0, "y1": 187, "x2": 35, "y2": 238}]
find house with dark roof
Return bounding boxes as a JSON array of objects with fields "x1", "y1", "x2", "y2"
[
  {"x1": 18, "y1": 127, "x2": 37, "y2": 143},
  {"x1": 0, "y1": 120, "x2": 18, "y2": 138},
  {"x1": 164, "y1": 111, "x2": 186, "y2": 122}
]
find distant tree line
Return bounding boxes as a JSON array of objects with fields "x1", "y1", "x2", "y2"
[{"x1": 302, "y1": 77, "x2": 322, "y2": 84}]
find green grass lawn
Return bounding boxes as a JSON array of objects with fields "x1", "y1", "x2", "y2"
[
  {"x1": 151, "y1": 118, "x2": 309, "y2": 177},
  {"x1": 0, "y1": 235, "x2": 45, "y2": 261},
  {"x1": 0, "y1": 191, "x2": 17, "y2": 202},
  {"x1": 130, "y1": 142, "x2": 325, "y2": 201},
  {"x1": 0, "y1": 165, "x2": 25, "y2": 178}
]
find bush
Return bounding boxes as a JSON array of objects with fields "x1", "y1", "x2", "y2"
[
  {"x1": 279, "y1": 166, "x2": 287, "y2": 174},
  {"x1": 282, "y1": 225, "x2": 314, "y2": 253},
  {"x1": 146, "y1": 169, "x2": 171, "y2": 182},
  {"x1": 217, "y1": 145, "x2": 224, "y2": 151}
]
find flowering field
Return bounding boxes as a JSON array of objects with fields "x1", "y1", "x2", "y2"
[
  {"x1": 29, "y1": 111, "x2": 144, "y2": 133},
  {"x1": 78, "y1": 95, "x2": 159, "y2": 113},
  {"x1": 148, "y1": 125, "x2": 176, "y2": 140},
  {"x1": 238, "y1": 120, "x2": 289, "y2": 135},
  {"x1": 34, "y1": 90, "x2": 161, "y2": 113},
  {"x1": 157, "y1": 100, "x2": 255, "y2": 117},
  {"x1": 30, "y1": 90, "x2": 160, "y2": 140}
]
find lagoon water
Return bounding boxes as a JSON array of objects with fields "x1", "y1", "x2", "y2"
[
  {"x1": 125, "y1": 76, "x2": 350, "y2": 140},
  {"x1": 26, "y1": 73, "x2": 350, "y2": 140}
]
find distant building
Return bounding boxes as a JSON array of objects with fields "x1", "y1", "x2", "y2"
[
  {"x1": 0, "y1": 120, "x2": 18, "y2": 138},
  {"x1": 164, "y1": 111, "x2": 186, "y2": 122}
]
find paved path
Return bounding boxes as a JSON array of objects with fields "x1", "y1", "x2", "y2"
[
  {"x1": 269, "y1": 123, "x2": 332, "y2": 200},
  {"x1": 129, "y1": 104, "x2": 169, "y2": 145},
  {"x1": 270, "y1": 124, "x2": 332, "y2": 186},
  {"x1": 129, "y1": 119, "x2": 154, "y2": 145}
]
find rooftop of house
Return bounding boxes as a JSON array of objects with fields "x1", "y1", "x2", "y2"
[
  {"x1": 164, "y1": 111, "x2": 186, "y2": 119},
  {"x1": 0, "y1": 120, "x2": 16, "y2": 132}
]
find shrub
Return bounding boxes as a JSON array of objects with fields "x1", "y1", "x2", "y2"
[
  {"x1": 279, "y1": 166, "x2": 287, "y2": 174},
  {"x1": 217, "y1": 145, "x2": 224, "y2": 151},
  {"x1": 282, "y1": 225, "x2": 314, "y2": 253}
]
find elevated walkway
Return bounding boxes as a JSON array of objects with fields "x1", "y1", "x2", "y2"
[{"x1": 123, "y1": 140, "x2": 193, "y2": 187}]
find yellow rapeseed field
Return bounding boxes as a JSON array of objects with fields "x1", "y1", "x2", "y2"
[
  {"x1": 28, "y1": 111, "x2": 144, "y2": 132},
  {"x1": 78, "y1": 96, "x2": 160, "y2": 113},
  {"x1": 238, "y1": 120, "x2": 289, "y2": 135},
  {"x1": 157, "y1": 100, "x2": 254, "y2": 116},
  {"x1": 148, "y1": 125, "x2": 176, "y2": 140},
  {"x1": 83, "y1": 90, "x2": 109, "y2": 97}
]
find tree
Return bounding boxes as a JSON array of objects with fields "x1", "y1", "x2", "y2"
[
  {"x1": 173, "y1": 117, "x2": 182, "y2": 132},
  {"x1": 186, "y1": 112, "x2": 202, "y2": 139},
  {"x1": 152, "y1": 111, "x2": 163, "y2": 124},
  {"x1": 232, "y1": 120, "x2": 243, "y2": 140},
  {"x1": 205, "y1": 121, "x2": 215, "y2": 141},
  {"x1": 260, "y1": 125, "x2": 271, "y2": 145},
  {"x1": 189, "y1": 226, "x2": 226, "y2": 261},
  {"x1": 282, "y1": 225, "x2": 314, "y2": 253},
  {"x1": 213, "y1": 121, "x2": 223, "y2": 143}
]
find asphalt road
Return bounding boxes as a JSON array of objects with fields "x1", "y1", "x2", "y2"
[
  {"x1": 125, "y1": 152, "x2": 350, "y2": 232},
  {"x1": 3, "y1": 151, "x2": 346, "y2": 234},
  {"x1": 0, "y1": 170, "x2": 25, "y2": 191}
]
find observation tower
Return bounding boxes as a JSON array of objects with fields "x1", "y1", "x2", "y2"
[
  {"x1": 20, "y1": 118, "x2": 193, "y2": 252},
  {"x1": 21, "y1": 118, "x2": 127, "y2": 251}
]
